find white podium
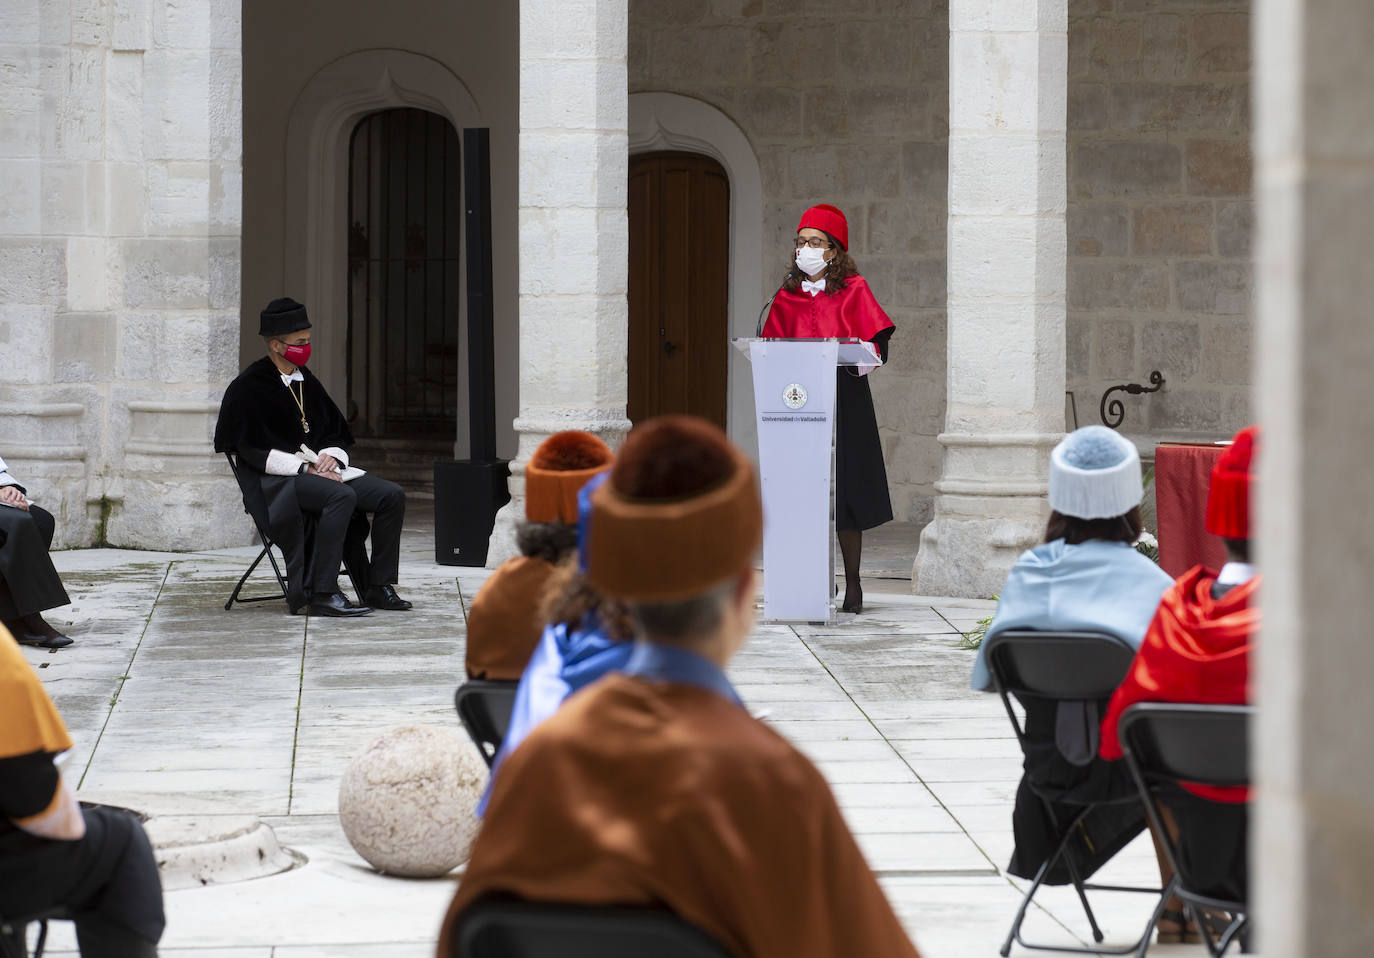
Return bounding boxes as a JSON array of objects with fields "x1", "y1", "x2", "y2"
[{"x1": 733, "y1": 337, "x2": 882, "y2": 621}]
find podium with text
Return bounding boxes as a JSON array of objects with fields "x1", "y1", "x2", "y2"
[{"x1": 733, "y1": 338, "x2": 882, "y2": 622}]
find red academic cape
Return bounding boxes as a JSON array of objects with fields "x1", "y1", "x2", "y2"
[
  {"x1": 464, "y1": 556, "x2": 558, "y2": 681},
  {"x1": 439, "y1": 675, "x2": 921, "y2": 958},
  {"x1": 761, "y1": 276, "x2": 894, "y2": 342},
  {"x1": 1099, "y1": 566, "x2": 1258, "y2": 802}
]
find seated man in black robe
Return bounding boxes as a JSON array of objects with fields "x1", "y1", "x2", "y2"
[
  {"x1": 0, "y1": 456, "x2": 74, "y2": 648},
  {"x1": 213, "y1": 297, "x2": 412, "y2": 617}
]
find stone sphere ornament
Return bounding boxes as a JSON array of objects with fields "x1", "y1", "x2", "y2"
[{"x1": 338, "y1": 725, "x2": 488, "y2": 878}]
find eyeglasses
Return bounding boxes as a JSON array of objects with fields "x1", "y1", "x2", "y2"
[{"x1": 793, "y1": 237, "x2": 832, "y2": 250}]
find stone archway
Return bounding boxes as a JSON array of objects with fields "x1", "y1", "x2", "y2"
[
  {"x1": 628, "y1": 92, "x2": 764, "y2": 454},
  {"x1": 284, "y1": 50, "x2": 482, "y2": 451}
]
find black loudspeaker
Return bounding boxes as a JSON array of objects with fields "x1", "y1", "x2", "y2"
[{"x1": 435, "y1": 460, "x2": 511, "y2": 566}]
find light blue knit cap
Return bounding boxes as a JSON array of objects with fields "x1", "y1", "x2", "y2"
[{"x1": 1048, "y1": 426, "x2": 1142, "y2": 519}]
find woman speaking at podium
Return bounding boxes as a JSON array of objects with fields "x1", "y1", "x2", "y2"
[{"x1": 761, "y1": 204, "x2": 895, "y2": 614}]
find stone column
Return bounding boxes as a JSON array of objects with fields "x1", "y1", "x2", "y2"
[
  {"x1": 486, "y1": 0, "x2": 631, "y2": 567},
  {"x1": 913, "y1": 0, "x2": 1068, "y2": 598},
  {"x1": 0, "y1": 0, "x2": 243, "y2": 549},
  {"x1": 1254, "y1": 0, "x2": 1374, "y2": 951}
]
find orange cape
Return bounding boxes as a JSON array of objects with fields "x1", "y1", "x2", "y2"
[
  {"x1": 439, "y1": 675, "x2": 920, "y2": 958},
  {"x1": 1, "y1": 626, "x2": 72, "y2": 759},
  {"x1": 465, "y1": 557, "x2": 558, "y2": 681}
]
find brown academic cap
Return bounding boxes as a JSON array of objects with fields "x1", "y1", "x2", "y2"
[
  {"x1": 586, "y1": 416, "x2": 762, "y2": 603},
  {"x1": 259, "y1": 297, "x2": 311, "y2": 338},
  {"x1": 525, "y1": 431, "x2": 615, "y2": 525}
]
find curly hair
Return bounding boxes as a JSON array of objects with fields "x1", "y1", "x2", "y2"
[
  {"x1": 515, "y1": 520, "x2": 579, "y2": 563},
  {"x1": 780, "y1": 230, "x2": 860, "y2": 295},
  {"x1": 540, "y1": 561, "x2": 635, "y2": 640}
]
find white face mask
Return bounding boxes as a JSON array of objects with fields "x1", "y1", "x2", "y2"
[{"x1": 795, "y1": 245, "x2": 829, "y2": 277}]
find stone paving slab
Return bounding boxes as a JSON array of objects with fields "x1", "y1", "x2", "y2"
[{"x1": 26, "y1": 543, "x2": 1209, "y2": 958}]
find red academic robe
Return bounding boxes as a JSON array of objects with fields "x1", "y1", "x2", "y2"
[
  {"x1": 464, "y1": 556, "x2": 558, "y2": 681},
  {"x1": 1099, "y1": 566, "x2": 1258, "y2": 802},
  {"x1": 761, "y1": 275, "x2": 894, "y2": 342},
  {"x1": 439, "y1": 674, "x2": 921, "y2": 958},
  {"x1": 761, "y1": 277, "x2": 896, "y2": 532}
]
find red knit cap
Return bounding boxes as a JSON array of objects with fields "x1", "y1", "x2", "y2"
[
  {"x1": 797, "y1": 204, "x2": 848, "y2": 250},
  {"x1": 1206, "y1": 425, "x2": 1259, "y2": 539}
]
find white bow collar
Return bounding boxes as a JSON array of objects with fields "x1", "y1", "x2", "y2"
[
  {"x1": 280, "y1": 369, "x2": 304, "y2": 387},
  {"x1": 801, "y1": 278, "x2": 826, "y2": 296}
]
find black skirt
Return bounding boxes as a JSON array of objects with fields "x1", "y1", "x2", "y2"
[
  {"x1": 1007, "y1": 698, "x2": 1146, "y2": 884},
  {"x1": 0, "y1": 504, "x2": 69, "y2": 620},
  {"x1": 835, "y1": 360, "x2": 893, "y2": 532}
]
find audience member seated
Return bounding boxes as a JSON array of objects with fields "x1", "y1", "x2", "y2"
[
  {"x1": 439, "y1": 416, "x2": 921, "y2": 958},
  {"x1": 477, "y1": 473, "x2": 635, "y2": 814},
  {"x1": 465, "y1": 431, "x2": 614, "y2": 681},
  {"x1": 0, "y1": 626, "x2": 164, "y2": 956},
  {"x1": 0, "y1": 455, "x2": 74, "y2": 649},
  {"x1": 973, "y1": 427, "x2": 1187, "y2": 939},
  {"x1": 1100, "y1": 425, "x2": 1259, "y2": 908},
  {"x1": 213, "y1": 297, "x2": 411, "y2": 618}
]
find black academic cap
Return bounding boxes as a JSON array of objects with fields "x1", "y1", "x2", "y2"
[{"x1": 259, "y1": 297, "x2": 311, "y2": 338}]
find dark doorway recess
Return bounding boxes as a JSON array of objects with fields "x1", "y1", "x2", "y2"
[
  {"x1": 628, "y1": 151, "x2": 730, "y2": 430},
  {"x1": 347, "y1": 107, "x2": 462, "y2": 439}
]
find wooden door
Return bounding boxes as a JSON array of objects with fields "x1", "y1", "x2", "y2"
[{"x1": 628, "y1": 152, "x2": 730, "y2": 429}]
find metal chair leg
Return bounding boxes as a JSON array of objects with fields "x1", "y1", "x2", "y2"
[
  {"x1": 1136, "y1": 875, "x2": 1178, "y2": 958},
  {"x1": 1001, "y1": 855, "x2": 1054, "y2": 956},
  {"x1": 224, "y1": 546, "x2": 270, "y2": 610},
  {"x1": 225, "y1": 544, "x2": 289, "y2": 610},
  {"x1": 1060, "y1": 844, "x2": 1105, "y2": 943}
]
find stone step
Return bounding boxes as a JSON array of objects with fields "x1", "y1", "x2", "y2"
[{"x1": 349, "y1": 438, "x2": 455, "y2": 498}]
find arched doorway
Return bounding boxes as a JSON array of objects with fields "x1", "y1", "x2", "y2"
[
  {"x1": 627, "y1": 151, "x2": 730, "y2": 429},
  {"x1": 346, "y1": 107, "x2": 463, "y2": 441}
]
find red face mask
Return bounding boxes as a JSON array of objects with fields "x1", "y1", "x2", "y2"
[{"x1": 283, "y1": 343, "x2": 311, "y2": 367}]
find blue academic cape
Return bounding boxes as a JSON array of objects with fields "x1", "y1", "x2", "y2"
[
  {"x1": 478, "y1": 616, "x2": 634, "y2": 815},
  {"x1": 970, "y1": 538, "x2": 1174, "y2": 691}
]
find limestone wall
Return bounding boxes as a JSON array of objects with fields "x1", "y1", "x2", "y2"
[
  {"x1": 0, "y1": 0, "x2": 244, "y2": 549},
  {"x1": 239, "y1": 0, "x2": 521, "y2": 460},
  {"x1": 628, "y1": 0, "x2": 950, "y2": 525},
  {"x1": 1067, "y1": 0, "x2": 1252, "y2": 438}
]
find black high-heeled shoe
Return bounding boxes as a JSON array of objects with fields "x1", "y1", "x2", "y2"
[{"x1": 841, "y1": 589, "x2": 864, "y2": 614}]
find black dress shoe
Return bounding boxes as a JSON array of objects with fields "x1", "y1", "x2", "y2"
[
  {"x1": 308, "y1": 592, "x2": 373, "y2": 617},
  {"x1": 17, "y1": 632, "x2": 74, "y2": 649},
  {"x1": 363, "y1": 585, "x2": 412, "y2": 611}
]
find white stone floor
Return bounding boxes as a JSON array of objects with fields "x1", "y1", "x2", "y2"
[{"x1": 18, "y1": 515, "x2": 1217, "y2": 957}]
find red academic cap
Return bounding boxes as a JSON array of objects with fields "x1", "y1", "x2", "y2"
[
  {"x1": 1206, "y1": 425, "x2": 1259, "y2": 540},
  {"x1": 797, "y1": 204, "x2": 849, "y2": 250}
]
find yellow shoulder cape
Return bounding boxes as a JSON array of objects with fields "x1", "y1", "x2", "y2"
[{"x1": 1, "y1": 625, "x2": 73, "y2": 759}]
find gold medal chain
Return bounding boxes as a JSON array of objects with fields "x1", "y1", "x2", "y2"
[{"x1": 287, "y1": 379, "x2": 310, "y2": 433}]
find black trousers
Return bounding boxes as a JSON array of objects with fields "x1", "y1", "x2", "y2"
[
  {"x1": 0, "y1": 806, "x2": 164, "y2": 957},
  {"x1": 290, "y1": 473, "x2": 405, "y2": 599},
  {"x1": 0, "y1": 505, "x2": 70, "y2": 620}
]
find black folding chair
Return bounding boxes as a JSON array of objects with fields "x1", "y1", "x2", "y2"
[
  {"x1": 454, "y1": 680, "x2": 519, "y2": 767},
  {"x1": 453, "y1": 900, "x2": 733, "y2": 958},
  {"x1": 1118, "y1": 703, "x2": 1252, "y2": 958},
  {"x1": 0, "y1": 906, "x2": 69, "y2": 958},
  {"x1": 222, "y1": 452, "x2": 364, "y2": 611},
  {"x1": 984, "y1": 630, "x2": 1165, "y2": 956}
]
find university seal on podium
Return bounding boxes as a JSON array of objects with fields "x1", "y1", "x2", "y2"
[{"x1": 782, "y1": 383, "x2": 808, "y2": 410}]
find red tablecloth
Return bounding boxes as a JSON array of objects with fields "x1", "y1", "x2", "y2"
[{"x1": 1154, "y1": 443, "x2": 1228, "y2": 579}]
